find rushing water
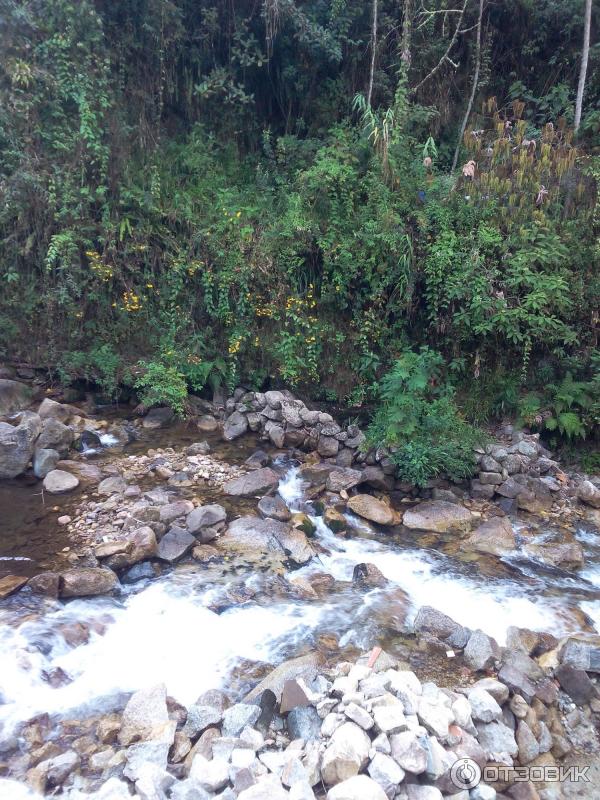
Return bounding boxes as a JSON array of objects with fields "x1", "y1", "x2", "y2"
[{"x1": 1, "y1": 453, "x2": 600, "y2": 791}]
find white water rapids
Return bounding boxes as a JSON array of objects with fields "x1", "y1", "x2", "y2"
[{"x1": 1, "y1": 464, "x2": 600, "y2": 760}]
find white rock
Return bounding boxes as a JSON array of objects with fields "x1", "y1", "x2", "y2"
[
  {"x1": 327, "y1": 774, "x2": 388, "y2": 800},
  {"x1": 389, "y1": 731, "x2": 427, "y2": 774},
  {"x1": 372, "y1": 733, "x2": 391, "y2": 754},
  {"x1": 451, "y1": 696, "x2": 475, "y2": 732},
  {"x1": 405, "y1": 786, "x2": 443, "y2": 800},
  {"x1": 321, "y1": 722, "x2": 371, "y2": 785},
  {"x1": 372, "y1": 704, "x2": 408, "y2": 735},
  {"x1": 471, "y1": 784, "x2": 497, "y2": 800},
  {"x1": 387, "y1": 670, "x2": 422, "y2": 696},
  {"x1": 424, "y1": 735, "x2": 454, "y2": 780},
  {"x1": 344, "y1": 702, "x2": 374, "y2": 730},
  {"x1": 189, "y1": 754, "x2": 230, "y2": 792},
  {"x1": 322, "y1": 713, "x2": 345, "y2": 738},
  {"x1": 367, "y1": 752, "x2": 405, "y2": 798},
  {"x1": 238, "y1": 774, "x2": 289, "y2": 799},
  {"x1": 417, "y1": 697, "x2": 454, "y2": 739},
  {"x1": 289, "y1": 780, "x2": 316, "y2": 800}
]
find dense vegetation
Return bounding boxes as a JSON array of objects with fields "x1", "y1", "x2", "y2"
[{"x1": 1, "y1": 0, "x2": 598, "y2": 475}]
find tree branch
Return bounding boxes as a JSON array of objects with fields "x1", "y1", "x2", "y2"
[
  {"x1": 452, "y1": 0, "x2": 484, "y2": 171},
  {"x1": 411, "y1": 0, "x2": 469, "y2": 94},
  {"x1": 367, "y1": 0, "x2": 379, "y2": 107}
]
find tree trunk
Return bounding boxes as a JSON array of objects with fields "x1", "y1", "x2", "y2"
[
  {"x1": 574, "y1": 0, "x2": 593, "y2": 133},
  {"x1": 452, "y1": 0, "x2": 484, "y2": 172},
  {"x1": 367, "y1": 0, "x2": 378, "y2": 107}
]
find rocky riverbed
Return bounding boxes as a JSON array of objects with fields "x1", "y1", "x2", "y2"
[{"x1": 1, "y1": 382, "x2": 600, "y2": 799}]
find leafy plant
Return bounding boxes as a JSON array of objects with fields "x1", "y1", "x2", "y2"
[{"x1": 134, "y1": 360, "x2": 189, "y2": 416}]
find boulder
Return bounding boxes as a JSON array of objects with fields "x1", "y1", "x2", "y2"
[
  {"x1": 402, "y1": 501, "x2": 472, "y2": 533},
  {"x1": 43, "y1": 469, "x2": 79, "y2": 494},
  {"x1": 159, "y1": 500, "x2": 195, "y2": 525},
  {"x1": 222, "y1": 703, "x2": 261, "y2": 736},
  {"x1": 258, "y1": 495, "x2": 291, "y2": 521},
  {"x1": 0, "y1": 412, "x2": 41, "y2": 479},
  {"x1": 464, "y1": 630, "x2": 501, "y2": 671},
  {"x1": 347, "y1": 494, "x2": 395, "y2": 526},
  {"x1": 465, "y1": 516, "x2": 516, "y2": 556},
  {"x1": 197, "y1": 415, "x2": 219, "y2": 432},
  {"x1": 554, "y1": 664, "x2": 598, "y2": 704},
  {"x1": 327, "y1": 775, "x2": 388, "y2": 800},
  {"x1": 324, "y1": 507, "x2": 347, "y2": 533},
  {"x1": 220, "y1": 516, "x2": 313, "y2": 564},
  {"x1": 559, "y1": 635, "x2": 600, "y2": 672},
  {"x1": 104, "y1": 527, "x2": 157, "y2": 569},
  {"x1": 142, "y1": 407, "x2": 174, "y2": 429},
  {"x1": 98, "y1": 476, "x2": 128, "y2": 496},
  {"x1": 36, "y1": 418, "x2": 73, "y2": 457},
  {"x1": 578, "y1": 480, "x2": 600, "y2": 508},
  {"x1": 318, "y1": 436, "x2": 339, "y2": 457},
  {"x1": 37, "y1": 397, "x2": 74, "y2": 422},
  {"x1": 389, "y1": 731, "x2": 428, "y2": 774},
  {"x1": 74, "y1": 429, "x2": 102, "y2": 452},
  {"x1": 33, "y1": 448, "x2": 60, "y2": 479},
  {"x1": 326, "y1": 469, "x2": 363, "y2": 493},
  {"x1": 352, "y1": 563, "x2": 387, "y2": 588},
  {"x1": 157, "y1": 527, "x2": 196, "y2": 562},
  {"x1": 321, "y1": 722, "x2": 371, "y2": 785},
  {"x1": 287, "y1": 706, "x2": 322, "y2": 741},
  {"x1": 223, "y1": 411, "x2": 249, "y2": 441},
  {"x1": 56, "y1": 459, "x2": 102, "y2": 485},
  {"x1": 0, "y1": 379, "x2": 33, "y2": 414},
  {"x1": 523, "y1": 541, "x2": 584, "y2": 569},
  {"x1": 245, "y1": 652, "x2": 321, "y2": 704},
  {"x1": 60, "y1": 567, "x2": 118, "y2": 597},
  {"x1": 413, "y1": 606, "x2": 469, "y2": 648},
  {"x1": 223, "y1": 468, "x2": 279, "y2": 497},
  {"x1": 27, "y1": 571, "x2": 60, "y2": 597},
  {"x1": 475, "y1": 720, "x2": 518, "y2": 757}
]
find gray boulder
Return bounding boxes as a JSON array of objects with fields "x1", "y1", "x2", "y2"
[
  {"x1": 0, "y1": 379, "x2": 32, "y2": 414},
  {"x1": 463, "y1": 630, "x2": 501, "y2": 671},
  {"x1": 0, "y1": 411, "x2": 41, "y2": 478},
  {"x1": 157, "y1": 527, "x2": 196, "y2": 562},
  {"x1": 43, "y1": 469, "x2": 79, "y2": 494},
  {"x1": 187, "y1": 504, "x2": 227, "y2": 533},
  {"x1": 33, "y1": 448, "x2": 60, "y2": 479},
  {"x1": 402, "y1": 501, "x2": 473, "y2": 533},
  {"x1": 60, "y1": 567, "x2": 118, "y2": 597},
  {"x1": 578, "y1": 480, "x2": 600, "y2": 509},
  {"x1": 413, "y1": 606, "x2": 469, "y2": 648},
  {"x1": 258, "y1": 495, "x2": 291, "y2": 521},
  {"x1": 36, "y1": 418, "x2": 73, "y2": 457},
  {"x1": 223, "y1": 410, "x2": 249, "y2": 441},
  {"x1": 465, "y1": 516, "x2": 515, "y2": 557},
  {"x1": 142, "y1": 407, "x2": 174, "y2": 428}
]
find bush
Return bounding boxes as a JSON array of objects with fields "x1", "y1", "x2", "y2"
[
  {"x1": 134, "y1": 360, "x2": 188, "y2": 416},
  {"x1": 367, "y1": 349, "x2": 484, "y2": 486}
]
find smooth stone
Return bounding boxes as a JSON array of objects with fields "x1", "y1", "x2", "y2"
[
  {"x1": 346, "y1": 494, "x2": 395, "y2": 526},
  {"x1": 223, "y1": 468, "x2": 280, "y2": 497},
  {"x1": 43, "y1": 469, "x2": 79, "y2": 494},
  {"x1": 59, "y1": 567, "x2": 118, "y2": 597},
  {"x1": 402, "y1": 501, "x2": 473, "y2": 533}
]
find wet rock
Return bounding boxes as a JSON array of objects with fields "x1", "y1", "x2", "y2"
[
  {"x1": 321, "y1": 721, "x2": 371, "y2": 785},
  {"x1": 413, "y1": 606, "x2": 469, "y2": 648},
  {"x1": 347, "y1": 494, "x2": 395, "y2": 526},
  {"x1": 464, "y1": 630, "x2": 501, "y2": 671},
  {"x1": 319, "y1": 508, "x2": 346, "y2": 537},
  {"x1": 223, "y1": 468, "x2": 279, "y2": 497},
  {"x1": 0, "y1": 575, "x2": 27, "y2": 599},
  {"x1": 326, "y1": 468, "x2": 362, "y2": 493},
  {"x1": 43, "y1": 468, "x2": 79, "y2": 494},
  {"x1": 157, "y1": 527, "x2": 196, "y2": 562},
  {"x1": 38, "y1": 749, "x2": 80, "y2": 789},
  {"x1": 258, "y1": 495, "x2": 291, "y2": 521},
  {"x1": 246, "y1": 450, "x2": 271, "y2": 469},
  {"x1": 56, "y1": 459, "x2": 102, "y2": 485},
  {"x1": 142, "y1": 407, "x2": 174, "y2": 428},
  {"x1": 119, "y1": 683, "x2": 171, "y2": 746},
  {"x1": 27, "y1": 571, "x2": 60, "y2": 597},
  {"x1": 224, "y1": 410, "x2": 249, "y2": 441},
  {"x1": 197, "y1": 415, "x2": 219, "y2": 432},
  {"x1": 328, "y1": 774, "x2": 388, "y2": 800},
  {"x1": 187, "y1": 504, "x2": 227, "y2": 532},
  {"x1": 0, "y1": 378, "x2": 32, "y2": 414},
  {"x1": 352, "y1": 562, "x2": 387, "y2": 589},
  {"x1": 74, "y1": 429, "x2": 102, "y2": 452},
  {"x1": 288, "y1": 706, "x2": 322, "y2": 741},
  {"x1": 475, "y1": 720, "x2": 518, "y2": 757},
  {"x1": 389, "y1": 730, "x2": 428, "y2": 774},
  {"x1": 465, "y1": 516, "x2": 516, "y2": 556},
  {"x1": 59, "y1": 567, "x2": 118, "y2": 597},
  {"x1": 0, "y1": 412, "x2": 41, "y2": 478},
  {"x1": 245, "y1": 652, "x2": 321, "y2": 705},
  {"x1": 33, "y1": 447, "x2": 60, "y2": 479},
  {"x1": 221, "y1": 516, "x2": 313, "y2": 565},
  {"x1": 222, "y1": 704, "x2": 261, "y2": 737},
  {"x1": 98, "y1": 475, "x2": 127, "y2": 496},
  {"x1": 36, "y1": 418, "x2": 73, "y2": 457},
  {"x1": 577, "y1": 480, "x2": 600, "y2": 508},
  {"x1": 187, "y1": 441, "x2": 211, "y2": 455},
  {"x1": 402, "y1": 501, "x2": 473, "y2": 533}
]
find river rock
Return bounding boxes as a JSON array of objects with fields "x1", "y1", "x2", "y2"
[
  {"x1": 0, "y1": 412, "x2": 41, "y2": 478},
  {"x1": 222, "y1": 704, "x2": 261, "y2": 736},
  {"x1": 197, "y1": 415, "x2": 219, "y2": 432},
  {"x1": 37, "y1": 397, "x2": 76, "y2": 422},
  {"x1": 327, "y1": 774, "x2": 388, "y2": 800},
  {"x1": 324, "y1": 507, "x2": 347, "y2": 533},
  {"x1": 223, "y1": 468, "x2": 279, "y2": 497},
  {"x1": 97, "y1": 475, "x2": 127, "y2": 495},
  {"x1": 402, "y1": 501, "x2": 472, "y2": 533},
  {"x1": 221, "y1": 516, "x2": 312, "y2": 565},
  {"x1": 413, "y1": 606, "x2": 469, "y2": 648},
  {"x1": 464, "y1": 630, "x2": 501, "y2": 671},
  {"x1": 142, "y1": 407, "x2": 174, "y2": 428},
  {"x1": 59, "y1": 567, "x2": 118, "y2": 597},
  {"x1": 389, "y1": 730, "x2": 428, "y2": 774},
  {"x1": 105, "y1": 526, "x2": 157, "y2": 569},
  {"x1": 223, "y1": 410, "x2": 249, "y2": 441},
  {"x1": 56, "y1": 459, "x2": 102, "y2": 485},
  {"x1": 157, "y1": 527, "x2": 196, "y2": 562},
  {"x1": 318, "y1": 435, "x2": 339, "y2": 457},
  {"x1": 36, "y1": 418, "x2": 73, "y2": 457},
  {"x1": 33, "y1": 447, "x2": 60, "y2": 478},
  {"x1": 321, "y1": 721, "x2": 371, "y2": 785},
  {"x1": 465, "y1": 516, "x2": 516, "y2": 556},
  {"x1": 326, "y1": 468, "x2": 362, "y2": 493},
  {"x1": 346, "y1": 494, "x2": 395, "y2": 526},
  {"x1": 258, "y1": 495, "x2": 291, "y2": 521},
  {"x1": 187, "y1": 504, "x2": 227, "y2": 532},
  {"x1": 159, "y1": 500, "x2": 195, "y2": 525},
  {"x1": 578, "y1": 480, "x2": 600, "y2": 508},
  {"x1": 27, "y1": 571, "x2": 60, "y2": 597},
  {"x1": 119, "y1": 683, "x2": 171, "y2": 746},
  {"x1": 43, "y1": 469, "x2": 79, "y2": 493},
  {"x1": 245, "y1": 652, "x2": 321, "y2": 704},
  {"x1": 523, "y1": 541, "x2": 584, "y2": 569},
  {"x1": 0, "y1": 378, "x2": 32, "y2": 414},
  {"x1": 0, "y1": 575, "x2": 27, "y2": 599},
  {"x1": 467, "y1": 688, "x2": 502, "y2": 722},
  {"x1": 74, "y1": 429, "x2": 102, "y2": 452}
]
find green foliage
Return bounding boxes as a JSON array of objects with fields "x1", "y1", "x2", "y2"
[
  {"x1": 56, "y1": 344, "x2": 121, "y2": 399},
  {"x1": 518, "y1": 370, "x2": 600, "y2": 441},
  {"x1": 134, "y1": 360, "x2": 189, "y2": 417},
  {"x1": 367, "y1": 349, "x2": 484, "y2": 486}
]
